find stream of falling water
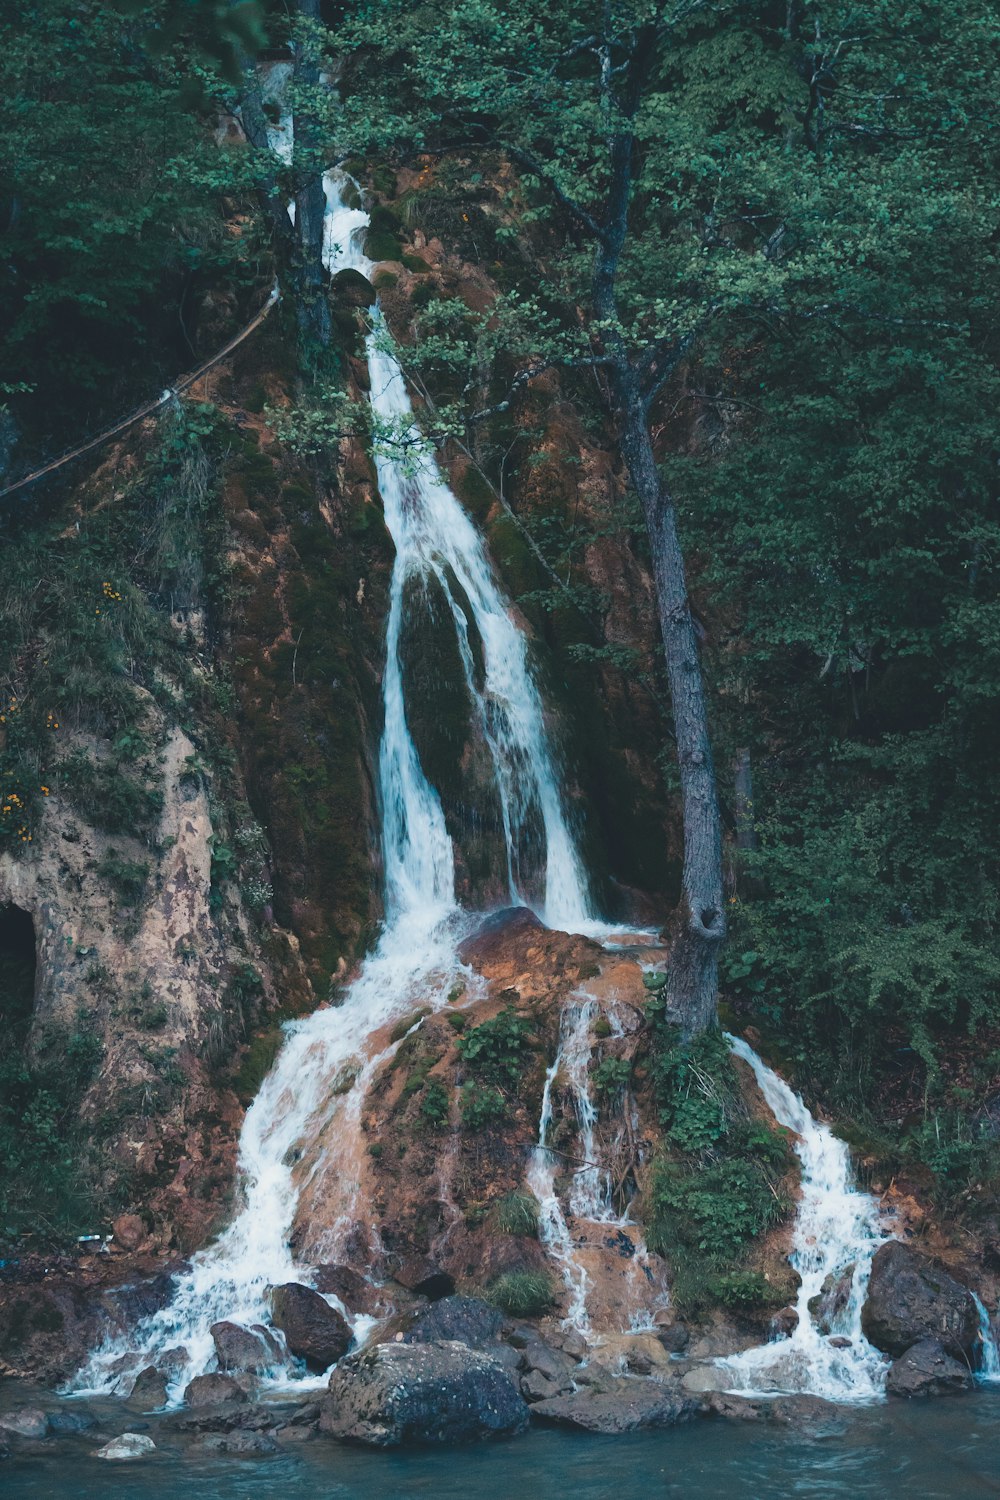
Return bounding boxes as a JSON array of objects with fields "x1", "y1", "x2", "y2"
[
  {"x1": 72, "y1": 156, "x2": 596, "y2": 1405},
  {"x1": 527, "y1": 995, "x2": 666, "y2": 1336},
  {"x1": 717, "y1": 1035, "x2": 891, "y2": 1401}
]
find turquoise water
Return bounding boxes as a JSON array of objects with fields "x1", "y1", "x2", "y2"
[{"x1": 5, "y1": 1394, "x2": 1000, "y2": 1499}]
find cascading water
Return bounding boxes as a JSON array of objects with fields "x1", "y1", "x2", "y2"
[
  {"x1": 73, "y1": 165, "x2": 596, "y2": 1405},
  {"x1": 527, "y1": 993, "x2": 667, "y2": 1335},
  {"x1": 973, "y1": 1293, "x2": 1000, "y2": 1383},
  {"x1": 717, "y1": 1034, "x2": 891, "y2": 1402}
]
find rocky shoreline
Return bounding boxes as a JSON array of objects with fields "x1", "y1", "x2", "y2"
[{"x1": 2, "y1": 1244, "x2": 997, "y2": 1465}]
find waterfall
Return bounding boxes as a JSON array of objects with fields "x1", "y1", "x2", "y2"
[
  {"x1": 717, "y1": 1035, "x2": 891, "y2": 1402},
  {"x1": 526, "y1": 994, "x2": 667, "y2": 1335},
  {"x1": 974, "y1": 1293, "x2": 1000, "y2": 1383},
  {"x1": 72, "y1": 164, "x2": 595, "y2": 1405}
]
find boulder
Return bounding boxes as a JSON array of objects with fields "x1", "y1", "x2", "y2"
[
  {"x1": 392, "y1": 1294, "x2": 503, "y2": 1350},
  {"x1": 520, "y1": 1337, "x2": 576, "y2": 1387},
  {"x1": 112, "y1": 1214, "x2": 146, "y2": 1252},
  {"x1": 808, "y1": 1267, "x2": 854, "y2": 1335},
  {"x1": 196, "y1": 1430, "x2": 280, "y2": 1455},
  {"x1": 314, "y1": 1265, "x2": 389, "y2": 1316},
  {"x1": 269, "y1": 1283, "x2": 351, "y2": 1371},
  {"x1": 0, "y1": 1407, "x2": 49, "y2": 1440},
  {"x1": 769, "y1": 1306, "x2": 799, "y2": 1341},
  {"x1": 885, "y1": 1338, "x2": 973, "y2": 1398},
  {"x1": 211, "y1": 1320, "x2": 282, "y2": 1373},
  {"x1": 390, "y1": 1255, "x2": 456, "y2": 1301},
  {"x1": 656, "y1": 1321, "x2": 691, "y2": 1354},
  {"x1": 48, "y1": 1407, "x2": 97, "y2": 1434},
  {"x1": 183, "y1": 1373, "x2": 247, "y2": 1408},
  {"x1": 861, "y1": 1243, "x2": 979, "y2": 1358},
  {"x1": 531, "y1": 1380, "x2": 699, "y2": 1434},
  {"x1": 321, "y1": 1339, "x2": 528, "y2": 1445},
  {"x1": 681, "y1": 1365, "x2": 731, "y2": 1395},
  {"x1": 457, "y1": 906, "x2": 546, "y2": 967},
  {"x1": 521, "y1": 1370, "x2": 559, "y2": 1402},
  {"x1": 95, "y1": 1432, "x2": 156, "y2": 1460},
  {"x1": 126, "y1": 1366, "x2": 169, "y2": 1410}
]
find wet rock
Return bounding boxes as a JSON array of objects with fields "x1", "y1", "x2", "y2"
[
  {"x1": 886, "y1": 1338, "x2": 973, "y2": 1398},
  {"x1": 708, "y1": 1393, "x2": 842, "y2": 1426},
  {"x1": 543, "y1": 1324, "x2": 589, "y2": 1361},
  {"x1": 313, "y1": 1265, "x2": 389, "y2": 1316},
  {"x1": 862, "y1": 1243, "x2": 979, "y2": 1358},
  {"x1": 268, "y1": 1283, "x2": 352, "y2": 1371},
  {"x1": 390, "y1": 1255, "x2": 456, "y2": 1301},
  {"x1": 196, "y1": 1430, "x2": 280, "y2": 1455},
  {"x1": 321, "y1": 1338, "x2": 529, "y2": 1445},
  {"x1": 0, "y1": 1407, "x2": 49, "y2": 1439},
  {"x1": 404, "y1": 1294, "x2": 502, "y2": 1348},
  {"x1": 656, "y1": 1321, "x2": 691, "y2": 1354},
  {"x1": 167, "y1": 1400, "x2": 271, "y2": 1434},
  {"x1": 126, "y1": 1366, "x2": 169, "y2": 1409},
  {"x1": 808, "y1": 1267, "x2": 854, "y2": 1335},
  {"x1": 520, "y1": 1338, "x2": 576, "y2": 1386},
  {"x1": 112, "y1": 1214, "x2": 146, "y2": 1252},
  {"x1": 531, "y1": 1380, "x2": 699, "y2": 1433},
  {"x1": 96, "y1": 1432, "x2": 156, "y2": 1460},
  {"x1": 457, "y1": 906, "x2": 546, "y2": 967},
  {"x1": 521, "y1": 1370, "x2": 559, "y2": 1402},
  {"x1": 48, "y1": 1407, "x2": 97, "y2": 1434},
  {"x1": 183, "y1": 1373, "x2": 247, "y2": 1408},
  {"x1": 769, "y1": 1306, "x2": 799, "y2": 1341},
  {"x1": 681, "y1": 1365, "x2": 731, "y2": 1396},
  {"x1": 99, "y1": 1273, "x2": 177, "y2": 1334},
  {"x1": 373, "y1": 1294, "x2": 503, "y2": 1352},
  {"x1": 829, "y1": 1336, "x2": 853, "y2": 1349},
  {"x1": 211, "y1": 1320, "x2": 282, "y2": 1373}
]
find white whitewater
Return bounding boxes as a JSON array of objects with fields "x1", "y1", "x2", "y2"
[
  {"x1": 73, "y1": 163, "x2": 593, "y2": 1404},
  {"x1": 527, "y1": 995, "x2": 665, "y2": 1335},
  {"x1": 527, "y1": 999, "x2": 599, "y2": 1333},
  {"x1": 973, "y1": 1294, "x2": 1000, "y2": 1383},
  {"x1": 718, "y1": 1034, "x2": 891, "y2": 1401}
]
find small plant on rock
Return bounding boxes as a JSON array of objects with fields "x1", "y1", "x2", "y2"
[
  {"x1": 490, "y1": 1191, "x2": 539, "y2": 1238},
  {"x1": 486, "y1": 1270, "x2": 553, "y2": 1317}
]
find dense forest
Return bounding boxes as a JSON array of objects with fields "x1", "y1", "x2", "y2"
[{"x1": 1, "y1": 0, "x2": 999, "y2": 1479}]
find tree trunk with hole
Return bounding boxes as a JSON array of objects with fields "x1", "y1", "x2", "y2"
[{"x1": 617, "y1": 369, "x2": 725, "y2": 1036}]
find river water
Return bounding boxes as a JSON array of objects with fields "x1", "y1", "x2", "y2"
[{"x1": 5, "y1": 1395, "x2": 1000, "y2": 1499}]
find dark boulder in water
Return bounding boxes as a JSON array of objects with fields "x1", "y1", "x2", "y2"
[
  {"x1": 211, "y1": 1320, "x2": 282, "y2": 1374},
  {"x1": 126, "y1": 1365, "x2": 169, "y2": 1409},
  {"x1": 373, "y1": 1294, "x2": 503, "y2": 1351},
  {"x1": 861, "y1": 1243, "x2": 979, "y2": 1358},
  {"x1": 886, "y1": 1338, "x2": 973, "y2": 1398},
  {"x1": 321, "y1": 1338, "x2": 528, "y2": 1445},
  {"x1": 530, "y1": 1380, "x2": 699, "y2": 1433},
  {"x1": 183, "y1": 1373, "x2": 247, "y2": 1408},
  {"x1": 268, "y1": 1283, "x2": 352, "y2": 1371}
]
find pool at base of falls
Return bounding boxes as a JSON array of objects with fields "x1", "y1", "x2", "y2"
[{"x1": 4, "y1": 1391, "x2": 1000, "y2": 1500}]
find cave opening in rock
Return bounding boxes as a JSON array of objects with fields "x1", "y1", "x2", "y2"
[{"x1": 0, "y1": 903, "x2": 36, "y2": 1031}]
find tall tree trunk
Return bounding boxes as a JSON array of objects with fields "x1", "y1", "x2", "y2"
[
  {"x1": 617, "y1": 368, "x2": 725, "y2": 1036},
  {"x1": 291, "y1": 0, "x2": 331, "y2": 351}
]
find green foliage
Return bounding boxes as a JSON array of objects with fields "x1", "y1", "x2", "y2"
[
  {"x1": 0, "y1": 1019, "x2": 105, "y2": 1241},
  {"x1": 456, "y1": 1006, "x2": 534, "y2": 1089},
  {"x1": 95, "y1": 851, "x2": 149, "y2": 907},
  {"x1": 709, "y1": 1271, "x2": 785, "y2": 1312},
  {"x1": 645, "y1": 1022, "x2": 791, "y2": 1313},
  {"x1": 418, "y1": 1079, "x2": 451, "y2": 1130},
  {"x1": 489, "y1": 1191, "x2": 539, "y2": 1238},
  {"x1": 486, "y1": 1270, "x2": 553, "y2": 1317},
  {"x1": 1, "y1": 1, "x2": 261, "y2": 443},
  {"x1": 591, "y1": 1056, "x2": 630, "y2": 1103},
  {"x1": 459, "y1": 1081, "x2": 507, "y2": 1131}
]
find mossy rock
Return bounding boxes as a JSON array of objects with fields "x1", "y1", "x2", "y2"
[
  {"x1": 364, "y1": 229, "x2": 403, "y2": 263},
  {"x1": 331, "y1": 267, "x2": 377, "y2": 309}
]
